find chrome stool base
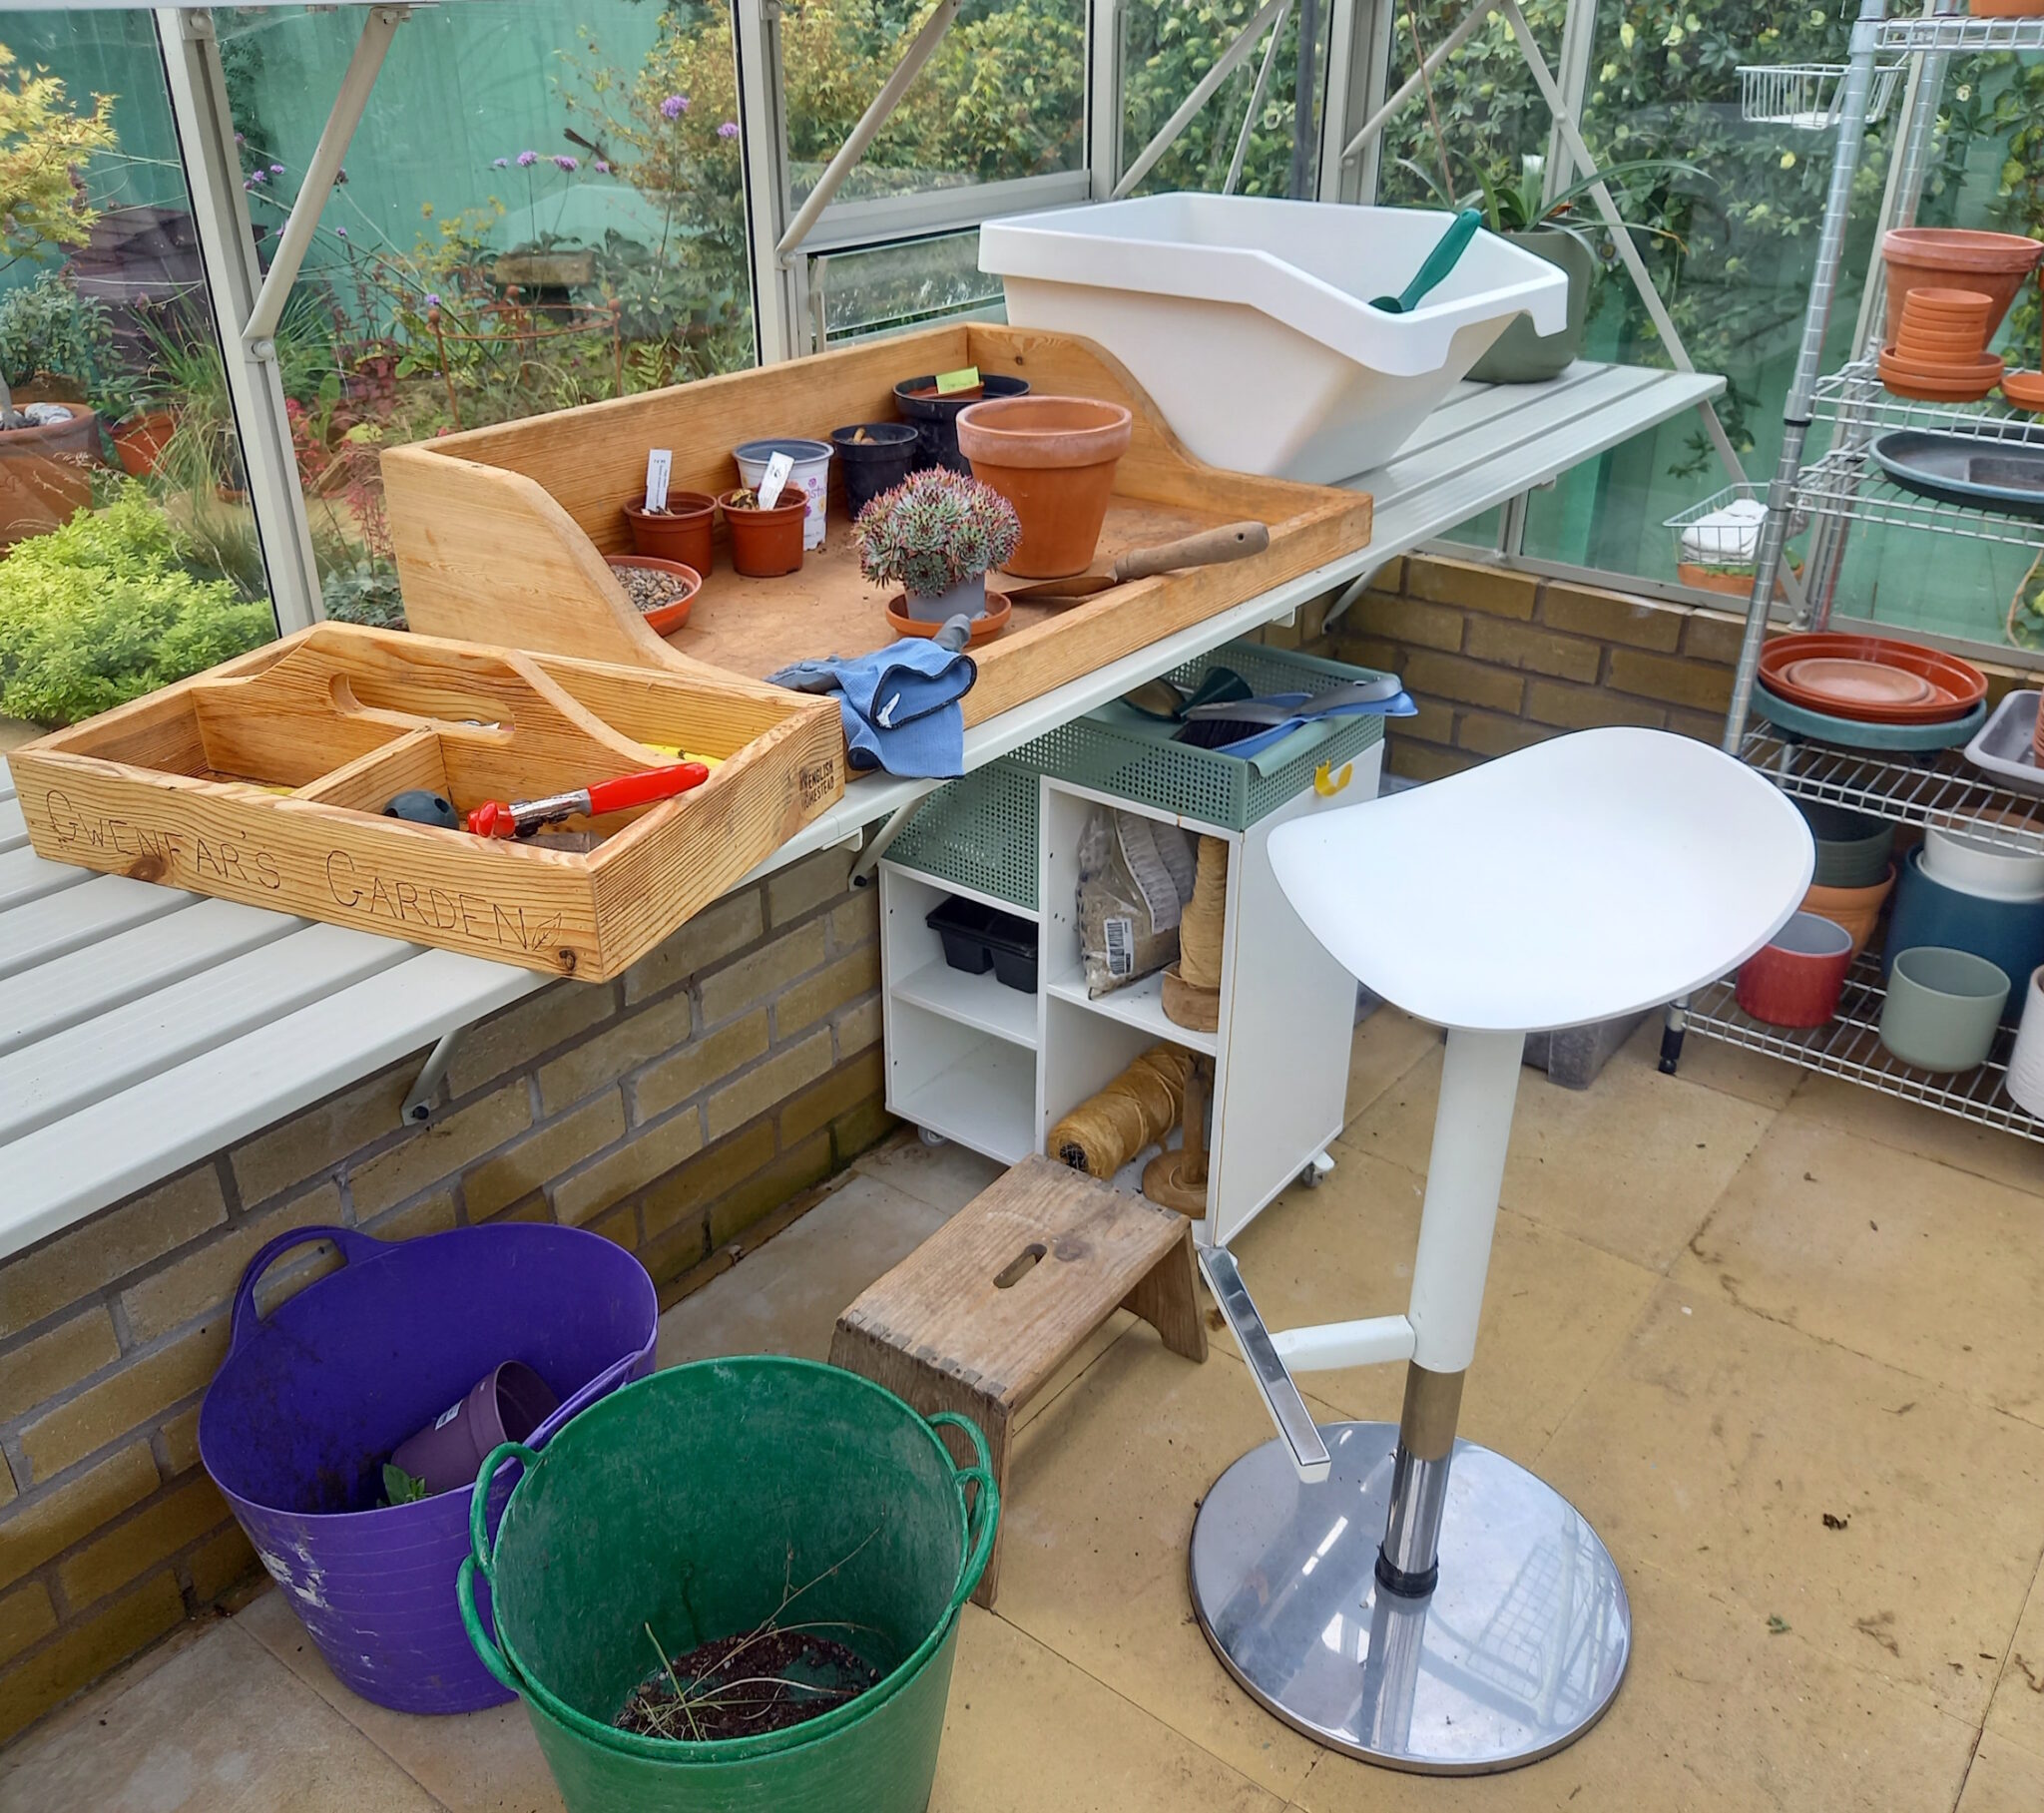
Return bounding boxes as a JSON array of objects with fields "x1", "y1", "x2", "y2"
[{"x1": 1188, "y1": 1422, "x2": 1631, "y2": 1774}]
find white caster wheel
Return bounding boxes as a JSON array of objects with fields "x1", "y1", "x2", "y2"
[
  {"x1": 1298, "y1": 1151, "x2": 1334, "y2": 1188},
  {"x1": 918, "y1": 1127, "x2": 948, "y2": 1147}
]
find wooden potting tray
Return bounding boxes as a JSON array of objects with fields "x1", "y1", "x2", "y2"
[
  {"x1": 381, "y1": 323, "x2": 1372, "y2": 731},
  {"x1": 11, "y1": 625, "x2": 844, "y2": 981}
]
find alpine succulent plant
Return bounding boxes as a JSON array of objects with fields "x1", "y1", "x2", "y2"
[{"x1": 853, "y1": 467, "x2": 1020, "y2": 599}]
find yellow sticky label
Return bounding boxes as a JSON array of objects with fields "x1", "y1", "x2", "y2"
[{"x1": 933, "y1": 366, "x2": 980, "y2": 395}]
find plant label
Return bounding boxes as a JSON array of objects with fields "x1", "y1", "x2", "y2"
[
  {"x1": 645, "y1": 448, "x2": 672, "y2": 513},
  {"x1": 757, "y1": 450, "x2": 794, "y2": 510},
  {"x1": 934, "y1": 365, "x2": 980, "y2": 395}
]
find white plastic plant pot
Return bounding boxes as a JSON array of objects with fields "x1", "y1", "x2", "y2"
[{"x1": 979, "y1": 195, "x2": 1571, "y2": 483}]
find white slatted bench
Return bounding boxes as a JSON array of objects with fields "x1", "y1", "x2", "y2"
[{"x1": 0, "y1": 361, "x2": 1722, "y2": 1262}]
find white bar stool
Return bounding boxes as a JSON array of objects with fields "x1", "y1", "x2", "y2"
[{"x1": 1188, "y1": 727, "x2": 1811, "y2": 1773}]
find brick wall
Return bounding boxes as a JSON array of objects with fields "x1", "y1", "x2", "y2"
[
  {"x1": 0, "y1": 847, "x2": 891, "y2": 1739},
  {"x1": 1303, "y1": 553, "x2": 1744, "y2": 780}
]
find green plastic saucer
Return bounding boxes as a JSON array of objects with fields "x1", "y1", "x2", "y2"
[{"x1": 1755, "y1": 683, "x2": 1986, "y2": 752}]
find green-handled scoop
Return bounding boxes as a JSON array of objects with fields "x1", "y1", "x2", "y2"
[{"x1": 1369, "y1": 208, "x2": 1484, "y2": 313}]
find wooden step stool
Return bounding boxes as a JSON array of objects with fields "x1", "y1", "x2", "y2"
[{"x1": 829, "y1": 1153, "x2": 1208, "y2": 1606}]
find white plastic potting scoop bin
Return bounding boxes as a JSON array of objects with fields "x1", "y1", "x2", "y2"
[
  {"x1": 1188, "y1": 727, "x2": 1811, "y2": 1772},
  {"x1": 979, "y1": 196, "x2": 1570, "y2": 483}
]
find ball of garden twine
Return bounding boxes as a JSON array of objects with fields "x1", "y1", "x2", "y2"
[
  {"x1": 1178, "y1": 837, "x2": 1230, "y2": 992},
  {"x1": 1050, "y1": 1045, "x2": 1192, "y2": 1175}
]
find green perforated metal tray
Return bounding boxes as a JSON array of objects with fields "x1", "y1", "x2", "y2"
[
  {"x1": 1021, "y1": 641, "x2": 1388, "y2": 831},
  {"x1": 885, "y1": 757, "x2": 1042, "y2": 911},
  {"x1": 885, "y1": 642, "x2": 1389, "y2": 907}
]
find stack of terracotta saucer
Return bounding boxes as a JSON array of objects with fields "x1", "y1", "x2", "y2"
[{"x1": 1878, "y1": 287, "x2": 2003, "y2": 402}]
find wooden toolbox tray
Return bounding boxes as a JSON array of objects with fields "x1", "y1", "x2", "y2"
[
  {"x1": 380, "y1": 323, "x2": 1372, "y2": 727},
  {"x1": 12, "y1": 624, "x2": 844, "y2": 981}
]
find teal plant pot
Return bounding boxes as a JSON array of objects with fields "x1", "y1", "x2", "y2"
[{"x1": 1468, "y1": 227, "x2": 1597, "y2": 384}]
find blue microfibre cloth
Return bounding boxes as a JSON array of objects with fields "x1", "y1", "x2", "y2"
[
  {"x1": 1193, "y1": 688, "x2": 1419, "y2": 760},
  {"x1": 766, "y1": 636, "x2": 977, "y2": 777}
]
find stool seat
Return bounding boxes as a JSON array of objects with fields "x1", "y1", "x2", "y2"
[{"x1": 1268, "y1": 727, "x2": 1812, "y2": 1032}]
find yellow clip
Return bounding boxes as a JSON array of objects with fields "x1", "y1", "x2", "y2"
[{"x1": 1313, "y1": 760, "x2": 1353, "y2": 798}]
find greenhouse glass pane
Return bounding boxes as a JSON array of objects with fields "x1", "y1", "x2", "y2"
[
  {"x1": 1118, "y1": 0, "x2": 1326, "y2": 199},
  {"x1": 210, "y1": 1, "x2": 760, "y2": 631},
  {"x1": 0, "y1": 10, "x2": 277, "y2": 747},
  {"x1": 781, "y1": 0, "x2": 1086, "y2": 207},
  {"x1": 818, "y1": 229, "x2": 1005, "y2": 340}
]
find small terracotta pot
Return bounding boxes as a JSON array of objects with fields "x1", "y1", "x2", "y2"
[
  {"x1": 624, "y1": 491, "x2": 716, "y2": 575},
  {"x1": 1801, "y1": 861, "x2": 1896, "y2": 960},
  {"x1": 1736, "y1": 912, "x2": 1854, "y2": 1030},
  {"x1": 718, "y1": 488, "x2": 805, "y2": 578},
  {"x1": 111, "y1": 409, "x2": 177, "y2": 479},
  {"x1": 955, "y1": 394, "x2": 1133, "y2": 580},
  {"x1": 1882, "y1": 227, "x2": 2044, "y2": 343},
  {"x1": 1969, "y1": 0, "x2": 2044, "y2": 16}
]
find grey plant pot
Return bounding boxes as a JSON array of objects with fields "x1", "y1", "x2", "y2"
[
  {"x1": 1468, "y1": 227, "x2": 1599, "y2": 385},
  {"x1": 905, "y1": 572, "x2": 986, "y2": 623}
]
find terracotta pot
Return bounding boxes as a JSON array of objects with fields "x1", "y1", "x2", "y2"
[
  {"x1": 111, "y1": 409, "x2": 178, "y2": 478},
  {"x1": 1801, "y1": 861, "x2": 1896, "y2": 961},
  {"x1": 954, "y1": 394, "x2": 1133, "y2": 580},
  {"x1": 624, "y1": 490, "x2": 716, "y2": 576},
  {"x1": 718, "y1": 488, "x2": 805, "y2": 578},
  {"x1": 0, "y1": 407, "x2": 99, "y2": 552},
  {"x1": 1970, "y1": 0, "x2": 2044, "y2": 16},
  {"x1": 1881, "y1": 227, "x2": 2043, "y2": 343}
]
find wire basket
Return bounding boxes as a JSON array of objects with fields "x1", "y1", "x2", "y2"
[
  {"x1": 1665, "y1": 483, "x2": 1809, "y2": 603},
  {"x1": 1738, "y1": 62, "x2": 1904, "y2": 131}
]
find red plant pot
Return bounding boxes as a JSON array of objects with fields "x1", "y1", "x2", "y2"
[
  {"x1": 718, "y1": 488, "x2": 805, "y2": 578},
  {"x1": 1736, "y1": 912, "x2": 1855, "y2": 1029},
  {"x1": 623, "y1": 491, "x2": 716, "y2": 576},
  {"x1": 111, "y1": 409, "x2": 178, "y2": 478}
]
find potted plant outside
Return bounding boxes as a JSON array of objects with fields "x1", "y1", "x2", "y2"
[
  {"x1": 1403, "y1": 154, "x2": 1704, "y2": 384},
  {"x1": 854, "y1": 466, "x2": 1020, "y2": 623},
  {"x1": 720, "y1": 484, "x2": 806, "y2": 578},
  {"x1": 623, "y1": 488, "x2": 717, "y2": 572}
]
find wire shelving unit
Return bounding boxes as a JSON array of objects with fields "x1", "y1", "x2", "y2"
[{"x1": 1667, "y1": 2, "x2": 2044, "y2": 1134}]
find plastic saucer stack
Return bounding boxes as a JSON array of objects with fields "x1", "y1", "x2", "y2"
[{"x1": 1878, "y1": 287, "x2": 2003, "y2": 403}]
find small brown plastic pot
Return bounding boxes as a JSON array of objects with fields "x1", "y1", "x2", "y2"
[
  {"x1": 623, "y1": 490, "x2": 717, "y2": 575},
  {"x1": 718, "y1": 488, "x2": 805, "y2": 578},
  {"x1": 954, "y1": 394, "x2": 1134, "y2": 579}
]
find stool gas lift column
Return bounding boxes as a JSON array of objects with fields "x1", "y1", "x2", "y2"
[{"x1": 1188, "y1": 727, "x2": 1811, "y2": 1772}]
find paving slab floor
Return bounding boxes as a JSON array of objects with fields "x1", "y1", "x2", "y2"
[{"x1": 5, "y1": 1012, "x2": 2043, "y2": 1811}]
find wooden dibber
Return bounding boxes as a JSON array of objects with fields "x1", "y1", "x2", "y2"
[{"x1": 829, "y1": 1154, "x2": 1207, "y2": 1606}]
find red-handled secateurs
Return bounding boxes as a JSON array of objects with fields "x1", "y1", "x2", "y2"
[{"x1": 465, "y1": 761, "x2": 711, "y2": 840}]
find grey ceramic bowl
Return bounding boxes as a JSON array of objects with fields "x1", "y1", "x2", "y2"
[
  {"x1": 1878, "y1": 946, "x2": 2011, "y2": 1073},
  {"x1": 1795, "y1": 798, "x2": 1895, "y2": 889}
]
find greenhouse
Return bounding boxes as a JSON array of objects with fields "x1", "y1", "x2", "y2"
[{"x1": 1, "y1": 2, "x2": 2042, "y2": 1810}]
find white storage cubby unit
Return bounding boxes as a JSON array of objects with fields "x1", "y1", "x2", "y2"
[{"x1": 880, "y1": 750, "x2": 1379, "y2": 1246}]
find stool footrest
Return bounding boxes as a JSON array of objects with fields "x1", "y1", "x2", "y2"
[{"x1": 1200, "y1": 1245, "x2": 1329, "y2": 1483}]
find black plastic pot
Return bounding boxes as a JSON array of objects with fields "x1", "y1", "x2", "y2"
[
  {"x1": 831, "y1": 422, "x2": 920, "y2": 521},
  {"x1": 893, "y1": 373, "x2": 1029, "y2": 474},
  {"x1": 926, "y1": 895, "x2": 1039, "y2": 994}
]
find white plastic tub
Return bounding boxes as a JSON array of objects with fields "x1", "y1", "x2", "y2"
[{"x1": 979, "y1": 195, "x2": 1570, "y2": 482}]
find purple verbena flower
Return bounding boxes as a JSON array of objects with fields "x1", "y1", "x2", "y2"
[
  {"x1": 335, "y1": 227, "x2": 347, "y2": 238},
  {"x1": 269, "y1": 162, "x2": 284, "y2": 175},
  {"x1": 424, "y1": 292, "x2": 441, "y2": 308},
  {"x1": 717, "y1": 121, "x2": 740, "y2": 140},
  {"x1": 247, "y1": 169, "x2": 267, "y2": 185},
  {"x1": 516, "y1": 150, "x2": 539, "y2": 168},
  {"x1": 553, "y1": 155, "x2": 578, "y2": 171},
  {"x1": 234, "y1": 132, "x2": 245, "y2": 145},
  {"x1": 660, "y1": 94, "x2": 689, "y2": 120},
  {"x1": 594, "y1": 159, "x2": 611, "y2": 175},
  {"x1": 492, "y1": 157, "x2": 508, "y2": 169}
]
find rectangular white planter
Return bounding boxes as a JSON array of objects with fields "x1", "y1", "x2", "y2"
[{"x1": 980, "y1": 195, "x2": 1570, "y2": 483}]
